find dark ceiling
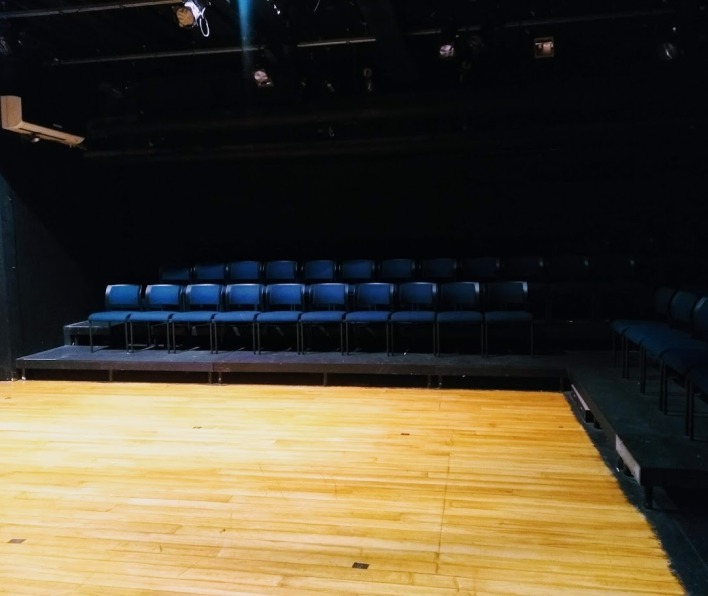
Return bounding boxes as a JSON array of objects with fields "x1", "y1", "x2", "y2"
[{"x1": 1, "y1": 0, "x2": 708, "y2": 163}]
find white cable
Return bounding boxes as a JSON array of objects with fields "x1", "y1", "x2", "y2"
[{"x1": 199, "y1": 15, "x2": 210, "y2": 37}]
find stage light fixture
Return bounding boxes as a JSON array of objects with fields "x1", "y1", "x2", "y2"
[
  {"x1": 439, "y1": 42, "x2": 456, "y2": 60},
  {"x1": 253, "y1": 68, "x2": 274, "y2": 88},
  {"x1": 266, "y1": 0, "x2": 282, "y2": 16},
  {"x1": 534, "y1": 37, "x2": 555, "y2": 59},
  {"x1": 174, "y1": 0, "x2": 210, "y2": 37},
  {"x1": 657, "y1": 41, "x2": 681, "y2": 62},
  {"x1": 363, "y1": 67, "x2": 374, "y2": 93},
  {"x1": 0, "y1": 36, "x2": 11, "y2": 57}
]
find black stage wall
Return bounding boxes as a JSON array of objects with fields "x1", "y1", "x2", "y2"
[
  {"x1": 1, "y1": 114, "x2": 708, "y2": 379},
  {"x1": 0, "y1": 173, "x2": 21, "y2": 380},
  {"x1": 0, "y1": 167, "x2": 96, "y2": 379}
]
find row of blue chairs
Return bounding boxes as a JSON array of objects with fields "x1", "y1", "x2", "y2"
[
  {"x1": 158, "y1": 256, "x2": 648, "y2": 322},
  {"x1": 611, "y1": 285, "x2": 708, "y2": 440},
  {"x1": 159, "y1": 255, "x2": 643, "y2": 284},
  {"x1": 88, "y1": 281, "x2": 535, "y2": 357}
]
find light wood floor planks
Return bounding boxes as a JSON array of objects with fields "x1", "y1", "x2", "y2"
[{"x1": 0, "y1": 380, "x2": 684, "y2": 595}]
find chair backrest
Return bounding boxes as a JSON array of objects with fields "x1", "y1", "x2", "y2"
[
  {"x1": 438, "y1": 281, "x2": 481, "y2": 310},
  {"x1": 459, "y1": 257, "x2": 501, "y2": 281},
  {"x1": 223, "y1": 283, "x2": 264, "y2": 310},
  {"x1": 144, "y1": 284, "x2": 184, "y2": 310},
  {"x1": 227, "y1": 260, "x2": 262, "y2": 283},
  {"x1": 265, "y1": 283, "x2": 306, "y2": 310},
  {"x1": 379, "y1": 258, "x2": 417, "y2": 282},
  {"x1": 484, "y1": 281, "x2": 529, "y2": 311},
  {"x1": 302, "y1": 259, "x2": 338, "y2": 283},
  {"x1": 340, "y1": 259, "x2": 377, "y2": 283},
  {"x1": 104, "y1": 284, "x2": 142, "y2": 310},
  {"x1": 353, "y1": 282, "x2": 395, "y2": 310},
  {"x1": 264, "y1": 260, "x2": 299, "y2": 283},
  {"x1": 158, "y1": 264, "x2": 192, "y2": 283},
  {"x1": 307, "y1": 282, "x2": 349, "y2": 310},
  {"x1": 668, "y1": 290, "x2": 701, "y2": 328},
  {"x1": 691, "y1": 296, "x2": 708, "y2": 340},
  {"x1": 418, "y1": 257, "x2": 458, "y2": 282},
  {"x1": 183, "y1": 283, "x2": 222, "y2": 311},
  {"x1": 396, "y1": 281, "x2": 437, "y2": 310},
  {"x1": 192, "y1": 262, "x2": 227, "y2": 283},
  {"x1": 502, "y1": 256, "x2": 545, "y2": 281}
]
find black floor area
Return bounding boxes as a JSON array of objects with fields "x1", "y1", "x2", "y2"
[{"x1": 14, "y1": 338, "x2": 708, "y2": 594}]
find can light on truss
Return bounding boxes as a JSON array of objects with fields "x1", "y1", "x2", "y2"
[
  {"x1": 174, "y1": 0, "x2": 210, "y2": 37},
  {"x1": 266, "y1": 0, "x2": 282, "y2": 16},
  {"x1": 439, "y1": 43, "x2": 456, "y2": 60},
  {"x1": 534, "y1": 37, "x2": 555, "y2": 59},
  {"x1": 253, "y1": 69, "x2": 274, "y2": 88}
]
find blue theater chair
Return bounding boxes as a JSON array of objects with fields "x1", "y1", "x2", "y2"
[
  {"x1": 256, "y1": 283, "x2": 306, "y2": 353},
  {"x1": 345, "y1": 282, "x2": 395, "y2": 355},
  {"x1": 87, "y1": 284, "x2": 142, "y2": 353},
  {"x1": 300, "y1": 282, "x2": 349, "y2": 354},
  {"x1": 389, "y1": 281, "x2": 438, "y2": 355},
  {"x1": 127, "y1": 284, "x2": 183, "y2": 353},
  {"x1": 212, "y1": 283, "x2": 264, "y2": 353},
  {"x1": 436, "y1": 281, "x2": 484, "y2": 356},
  {"x1": 169, "y1": 283, "x2": 223, "y2": 352}
]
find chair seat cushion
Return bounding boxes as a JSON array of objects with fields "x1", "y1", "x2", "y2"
[
  {"x1": 257, "y1": 312, "x2": 303, "y2": 324},
  {"x1": 641, "y1": 334, "x2": 700, "y2": 359},
  {"x1": 345, "y1": 311, "x2": 391, "y2": 324},
  {"x1": 300, "y1": 311, "x2": 346, "y2": 324},
  {"x1": 128, "y1": 311, "x2": 177, "y2": 323},
  {"x1": 390, "y1": 311, "x2": 436, "y2": 323},
  {"x1": 612, "y1": 319, "x2": 665, "y2": 335},
  {"x1": 437, "y1": 311, "x2": 484, "y2": 324},
  {"x1": 88, "y1": 311, "x2": 132, "y2": 323},
  {"x1": 213, "y1": 312, "x2": 260, "y2": 324},
  {"x1": 485, "y1": 311, "x2": 533, "y2": 324},
  {"x1": 623, "y1": 323, "x2": 672, "y2": 344},
  {"x1": 171, "y1": 312, "x2": 217, "y2": 324},
  {"x1": 661, "y1": 346, "x2": 708, "y2": 374}
]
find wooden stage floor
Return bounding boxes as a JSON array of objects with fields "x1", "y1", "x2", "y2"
[
  {"x1": 12, "y1": 344, "x2": 708, "y2": 593},
  {"x1": 0, "y1": 382, "x2": 689, "y2": 595}
]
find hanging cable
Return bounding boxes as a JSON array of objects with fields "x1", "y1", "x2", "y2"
[{"x1": 199, "y1": 13, "x2": 210, "y2": 37}]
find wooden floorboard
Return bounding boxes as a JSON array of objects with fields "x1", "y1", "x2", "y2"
[{"x1": 0, "y1": 381, "x2": 684, "y2": 595}]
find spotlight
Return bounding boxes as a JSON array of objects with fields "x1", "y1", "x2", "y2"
[
  {"x1": 534, "y1": 37, "x2": 555, "y2": 59},
  {"x1": 363, "y1": 67, "x2": 374, "y2": 93},
  {"x1": 657, "y1": 41, "x2": 681, "y2": 62},
  {"x1": 439, "y1": 43, "x2": 456, "y2": 60},
  {"x1": 253, "y1": 68, "x2": 274, "y2": 88},
  {"x1": 0, "y1": 35, "x2": 11, "y2": 57},
  {"x1": 265, "y1": 0, "x2": 282, "y2": 16},
  {"x1": 174, "y1": 1, "x2": 210, "y2": 37}
]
